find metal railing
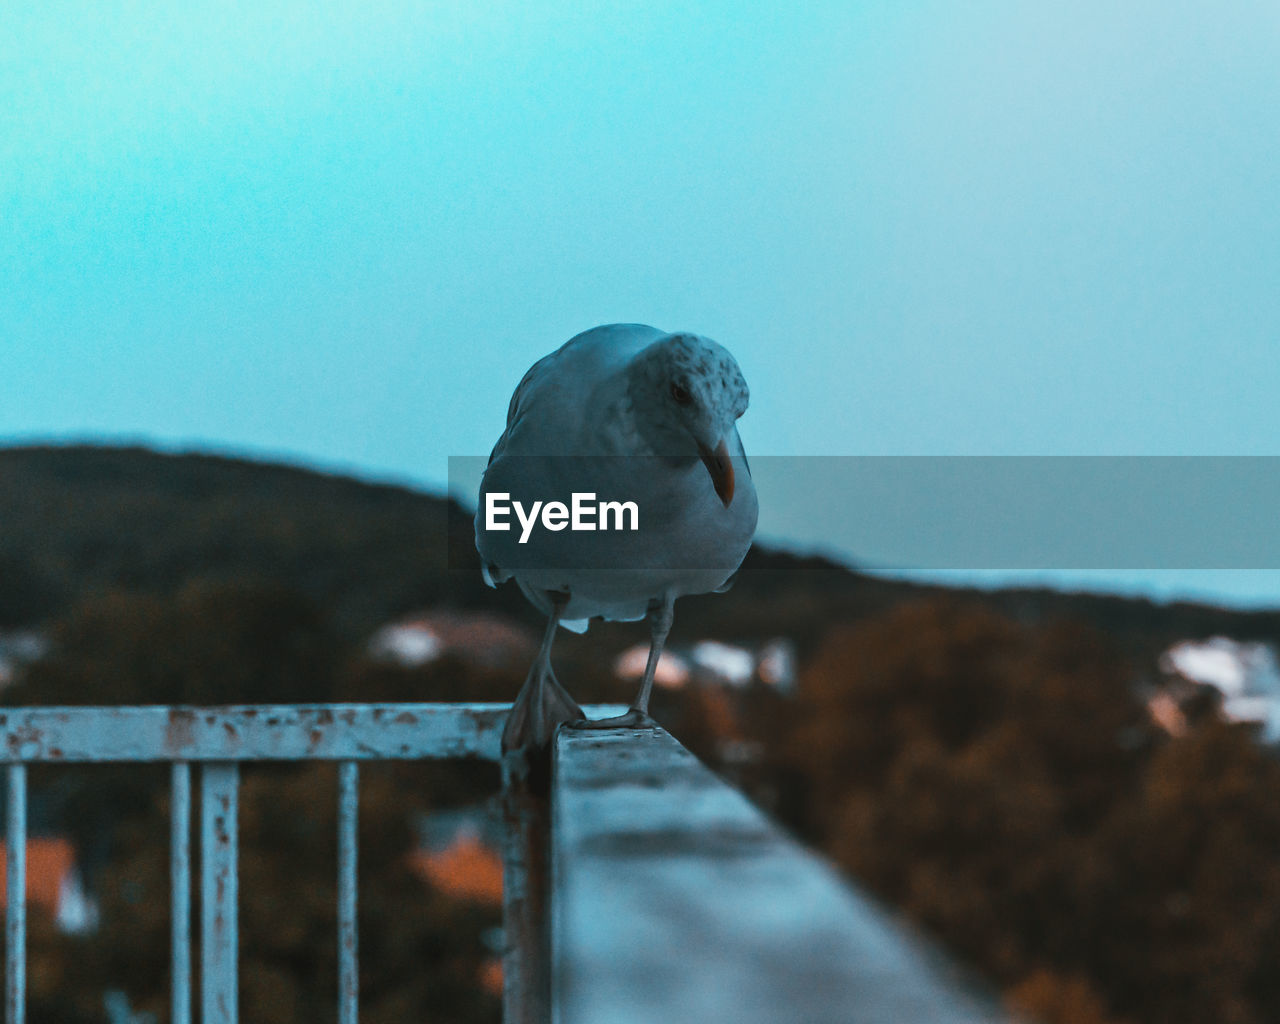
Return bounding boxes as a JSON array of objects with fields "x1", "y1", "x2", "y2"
[
  {"x1": 0, "y1": 702, "x2": 583, "y2": 1024},
  {"x1": 2, "y1": 704, "x2": 1005, "y2": 1024}
]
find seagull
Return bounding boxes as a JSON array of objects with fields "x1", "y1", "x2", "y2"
[{"x1": 476, "y1": 323, "x2": 758, "y2": 754}]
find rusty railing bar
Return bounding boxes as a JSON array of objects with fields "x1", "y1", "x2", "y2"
[
  {"x1": 500, "y1": 755, "x2": 528, "y2": 1024},
  {"x1": 201, "y1": 763, "x2": 239, "y2": 1024},
  {"x1": 5, "y1": 764, "x2": 24, "y2": 1024},
  {"x1": 0, "y1": 703, "x2": 611, "y2": 763},
  {"x1": 171, "y1": 761, "x2": 192, "y2": 1024},
  {"x1": 500, "y1": 749, "x2": 554, "y2": 1024},
  {"x1": 0, "y1": 704, "x2": 626, "y2": 763},
  {"x1": 337, "y1": 761, "x2": 358, "y2": 1024},
  {"x1": 499, "y1": 712, "x2": 624, "y2": 1024}
]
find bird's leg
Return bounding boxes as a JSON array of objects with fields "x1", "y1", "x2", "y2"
[
  {"x1": 631, "y1": 592, "x2": 674, "y2": 717},
  {"x1": 501, "y1": 591, "x2": 585, "y2": 754},
  {"x1": 571, "y1": 592, "x2": 674, "y2": 730}
]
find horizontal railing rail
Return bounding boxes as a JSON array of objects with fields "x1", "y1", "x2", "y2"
[{"x1": 0, "y1": 702, "x2": 515, "y2": 763}]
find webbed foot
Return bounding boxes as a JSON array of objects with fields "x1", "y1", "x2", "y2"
[
  {"x1": 567, "y1": 708, "x2": 658, "y2": 730},
  {"x1": 501, "y1": 661, "x2": 585, "y2": 754}
]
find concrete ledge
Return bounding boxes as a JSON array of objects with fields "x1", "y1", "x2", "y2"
[{"x1": 552, "y1": 726, "x2": 1002, "y2": 1024}]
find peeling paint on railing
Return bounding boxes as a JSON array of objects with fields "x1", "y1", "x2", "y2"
[
  {"x1": 5, "y1": 764, "x2": 25, "y2": 1024},
  {"x1": 201, "y1": 764, "x2": 238, "y2": 1024},
  {"x1": 0, "y1": 703, "x2": 511, "y2": 762}
]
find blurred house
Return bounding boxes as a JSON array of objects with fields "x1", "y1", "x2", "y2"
[
  {"x1": 0, "y1": 837, "x2": 98, "y2": 934},
  {"x1": 409, "y1": 806, "x2": 504, "y2": 996},
  {"x1": 691, "y1": 641, "x2": 755, "y2": 687},
  {"x1": 613, "y1": 637, "x2": 796, "y2": 693},
  {"x1": 1146, "y1": 690, "x2": 1191, "y2": 738},
  {"x1": 410, "y1": 823, "x2": 503, "y2": 907},
  {"x1": 1156, "y1": 637, "x2": 1280, "y2": 741},
  {"x1": 0, "y1": 630, "x2": 47, "y2": 689},
  {"x1": 612, "y1": 646, "x2": 691, "y2": 689},
  {"x1": 756, "y1": 639, "x2": 797, "y2": 694},
  {"x1": 368, "y1": 610, "x2": 537, "y2": 671}
]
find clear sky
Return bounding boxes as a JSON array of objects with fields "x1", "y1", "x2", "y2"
[{"x1": 4, "y1": 3, "x2": 1279, "y2": 606}]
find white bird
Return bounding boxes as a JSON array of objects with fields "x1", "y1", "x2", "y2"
[{"x1": 476, "y1": 323, "x2": 758, "y2": 753}]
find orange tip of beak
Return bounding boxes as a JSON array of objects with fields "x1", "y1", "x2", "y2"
[{"x1": 699, "y1": 439, "x2": 735, "y2": 508}]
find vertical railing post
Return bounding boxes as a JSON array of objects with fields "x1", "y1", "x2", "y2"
[
  {"x1": 5, "y1": 764, "x2": 25, "y2": 1024},
  {"x1": 200, "y1": 763, "x2": 239, "y2": 1024},
  {"x1": 337, "y1": 761, "x2": 359, "y2": 1024},
  {"x1": 171, "y1": 762, "x2": 192, "y2": 1024},
  {"x1": 500, "y1": 749, "x2": 552, "y2": 1024}
]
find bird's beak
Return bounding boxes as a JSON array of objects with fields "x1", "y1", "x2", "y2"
[{"x1": 698, "y1": 439, "x2": 735, "y2": 508}]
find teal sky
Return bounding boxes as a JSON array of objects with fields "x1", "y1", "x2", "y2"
[{"x1": 4, "y1": 3, "x2": 1280, "y2": 606}]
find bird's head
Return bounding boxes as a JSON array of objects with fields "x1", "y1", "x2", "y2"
[{"x1": 627, "y1": 331, "x2": 749, "y2": 507}]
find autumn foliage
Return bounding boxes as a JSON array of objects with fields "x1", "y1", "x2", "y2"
[{"x1": 786, "y1": 599, "x2": 1280, "y2": 1024}]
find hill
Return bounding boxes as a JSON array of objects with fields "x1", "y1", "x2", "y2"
[
  {"x1": 0, "y1": 444, "x2": 494, "y2": 635},
  {"x1": 1, "y1": 443, "x2": 1277, "y2": 663}
]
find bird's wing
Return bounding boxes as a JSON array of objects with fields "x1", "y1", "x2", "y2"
[
  {"x1": 479, "y1": 324, "x2": 665, "y2": 598},
  {"x1": 487, "y1": 324, "x2": 662, "y2": 465},
  {"x1": 486, "y1": 351, "x2": 558, "y2": 467},
  {"x1": 713, "y1": 567, "x2": 740, "y2": 593}
]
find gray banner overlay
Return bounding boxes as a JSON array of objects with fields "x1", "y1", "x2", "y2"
[{"x1": 449, "y1": 456, "x2": 1280, "y2": 571}]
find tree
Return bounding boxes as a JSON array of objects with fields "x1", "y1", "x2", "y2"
[
  {"x1": 0, "y1": 554, "x2": 61, "y2": 628},
  {"x1": 787, "y1": 599, "x2": 1280, "y2": 1024}
]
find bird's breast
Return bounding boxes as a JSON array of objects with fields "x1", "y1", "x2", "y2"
[{"x1": 476, "y1": 450, "x2": 756, "y2": 616}]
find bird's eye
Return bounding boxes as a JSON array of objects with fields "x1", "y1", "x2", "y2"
[{"x1": 669, "y1": 382, "x2": 692, "y2": 405}]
